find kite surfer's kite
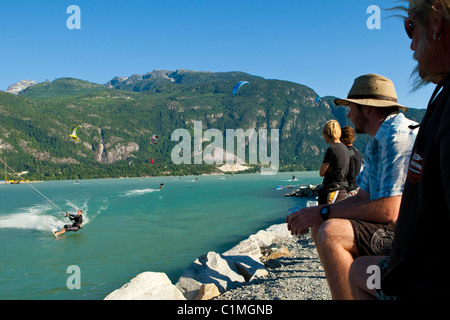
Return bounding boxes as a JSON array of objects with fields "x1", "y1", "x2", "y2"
[
  {"x1": 314, "y1": 97, "x2": 322, "y2": 106},
  {"x1": 232, "y1": 81, "x2": 250, "y2": 95},
  {"x1": 151, "y1": 134, "x2": 158, "y2": 145},
  {"x1": 70, "y1": 125, "x2": 82, "y2": 141}
]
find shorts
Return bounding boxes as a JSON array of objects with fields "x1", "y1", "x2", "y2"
[
  {"x1": 349, "y1": 219, "x2": 395, "y2": 256},
  {"x1": 317, "y1": 185, "x2": 347, "y2": 205},
  {"x1": 327, "y1": 189, "x2": 347, "y2": 204},
  {"x1": 64, "y1": 224, "x2": 80, "y2": 232}
]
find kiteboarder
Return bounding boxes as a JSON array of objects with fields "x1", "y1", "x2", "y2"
[
  {"x1": 158, "y1": 182, "x2": 164, "y2": 191},
  {"x1": 53, "y1": 210, "x2": 83, "y2": 237}
]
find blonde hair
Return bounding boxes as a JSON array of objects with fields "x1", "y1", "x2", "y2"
[{"x1": 322, "y1": 120, "x2": 341, "y2": 141}]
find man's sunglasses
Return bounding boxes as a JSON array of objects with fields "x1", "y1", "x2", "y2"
[{"x1": 404, "y1": 13, "x2": 419, "y2": 39}]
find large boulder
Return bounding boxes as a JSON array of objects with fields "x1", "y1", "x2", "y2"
[
  {"x1": 194, "y1": 283, "x2": 221, "y2": 300},
  {"x1": 265, "y1": 223, "x2": 293, "y2": 239},
  {"x1": 104, "y1": 272, "x2": 185, "y2": 300},
  {"x1": 175, "y1": 251, "x2": 245, "y2": 300},
  {"x1": 222, "y1": 237, "x2": 266, "y2": 282},
  {"x1": 249, "y1": 230, "x2": 277, "y2": 247}
]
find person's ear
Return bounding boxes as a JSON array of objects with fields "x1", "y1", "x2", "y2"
[{"x1": 431, "y1": 2, "x2": 445, "y2": 40}]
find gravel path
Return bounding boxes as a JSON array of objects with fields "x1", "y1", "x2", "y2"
[{"x1": 215, "y1": 232, "x2": 332, "y2": 300}]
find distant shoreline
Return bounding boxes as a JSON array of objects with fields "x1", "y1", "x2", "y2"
[{"x1": 2, "y1": 170, "x2": 320, "y2": 184}]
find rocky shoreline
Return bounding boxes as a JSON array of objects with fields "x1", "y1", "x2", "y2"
[
  {"x1": 214, "y1": 226, "x2": 331, "y2": 300},
  {"x1": 104, "y1": 222, "x2": 331, "y2": 300}
]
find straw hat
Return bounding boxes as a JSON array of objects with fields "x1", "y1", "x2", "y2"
[{"x1": 334, "y1": 74, "x2": 408, "y2": 111}]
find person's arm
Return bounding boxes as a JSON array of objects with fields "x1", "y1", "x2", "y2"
[
  {"x1": 68, "y1": 213, "x2": 77, "y2": 221},
  {"x1": 320, "y1": 147, "x2": 332, "y2": 177},
  {"x1": 287, "y1": 189, "x2": 401, "y2": 235},
  {"x1": 287, "y1": 190, "x2": 368, "y2": 235},
  {"x1": 319, "y1": 162, "x2": 329, "y2": 177},
  {"x1": 327, "y1": 194, "x2": 402, "y2": 223}
]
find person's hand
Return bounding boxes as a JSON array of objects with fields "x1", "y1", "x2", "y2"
[{"x1": 286, "y1": 206, "x2": 323, "y2": 236}]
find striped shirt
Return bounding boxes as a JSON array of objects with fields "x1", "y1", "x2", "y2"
[{"x1": 357, "y1": 113, "x2": 418, "y2": 200}]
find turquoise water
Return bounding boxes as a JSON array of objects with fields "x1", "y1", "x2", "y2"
[{"x1": 0, "y1": 171, "x2": 321, "y2": 300}]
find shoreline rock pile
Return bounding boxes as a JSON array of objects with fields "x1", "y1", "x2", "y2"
[
  {"x1": 284, "y1": 184, "x2": 320, "y2": 198},
  {"x1": 104, "y1": 223, "x2": 330, "y2": 300}
]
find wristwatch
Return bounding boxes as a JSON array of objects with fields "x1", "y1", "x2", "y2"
[{"x1": 320, "y1": 206, "x2": 331, "y2": 221}]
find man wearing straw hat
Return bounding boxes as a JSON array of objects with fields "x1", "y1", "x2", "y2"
[
  {"x1": 287, "y1": 73, "x2": 418, "y2": 299},
  {"x1": 349, "y1": 0, "x2": 450, "y2": 300}
]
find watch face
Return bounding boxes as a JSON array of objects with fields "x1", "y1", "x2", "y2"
[{"x1": 320, "y1": 206, "x2": 330, "y2": 221}]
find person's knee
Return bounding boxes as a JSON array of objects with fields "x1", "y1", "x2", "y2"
[
  {"x1": 315, "y1": 219, "x2": 355, "y2": 252},
  {"x1": 316, "y1": 219, "x2": 346, "y2": 243},
  {"x1": 349, "y1": 256, "x2": 383, "y2": 299}
]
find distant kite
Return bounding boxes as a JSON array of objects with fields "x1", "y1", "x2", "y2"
[
  {"x1": 314, "y1": 97, "x2": 322, "y2": 106},
  {"x1": 70, "y1": 125, "x2": 82, "y2": 141},
  {"x1": 232, "y1": 81, "x2": 250, "y2": 95}
]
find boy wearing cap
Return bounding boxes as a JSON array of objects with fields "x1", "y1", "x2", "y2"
[{"x1": 287, "y1": 74, "x2": 418, "y2": 299}]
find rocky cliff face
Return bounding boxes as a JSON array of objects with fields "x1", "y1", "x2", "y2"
[
  {"x1": 104, "y1": 69, "x2": 235, "y2": 89},
  {"x1": 6, "y1": 80, "x2": 37, "y2": 95},
  {"x1": 105, "y1": 70, "x2": 178, "y2": 88},
  {"x1": 2, "y1": 123, "x2": 140, "y2": 166},
  {"x1": 92, "y1": 128, "x2": 140, "y2": 164},
  {"x1": 99, "y1": 142, "x2": 139, "y2": 164}
]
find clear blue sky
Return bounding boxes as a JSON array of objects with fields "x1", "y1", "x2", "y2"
[{"x1": 0, "y1": 0, "x2": 435, "y2": 109}]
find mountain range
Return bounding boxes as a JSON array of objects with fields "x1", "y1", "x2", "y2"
[{"x1": 0, "y1": 69, "x2": 426, "y2": 181}]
